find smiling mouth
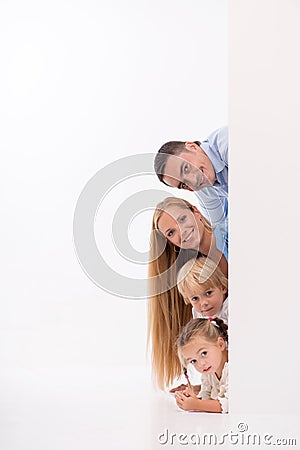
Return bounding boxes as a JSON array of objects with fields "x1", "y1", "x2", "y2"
[
  {"x1": 198, "y1": 171, "x2": 204, "y2": 187},
  {"x1": 183, "y1": 228, "x2": 194, "y2": 243},
  {"x1": 203, "y1": 366, "x2": 212, "y2": 373},
  {"x1": 201, "y1": 307, "x2": 214, "y2": 315},
  {"x1": 197, "y1": 170, "x2": 211, "y2": 189}
]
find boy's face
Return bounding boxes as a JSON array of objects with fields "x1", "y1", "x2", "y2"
[
  {"x1": 186, "y1": 285, "x2": 227, "y2": 317},
  {"x1": 162, "y1": 143, "x2": 216, "y2": 191}
]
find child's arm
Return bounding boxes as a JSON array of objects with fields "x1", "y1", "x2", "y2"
[
  {"x1": 170, "y1": 384, "x2": 201, "y2": 394},
  {"x1": 175, "y1": 391, "x2": 222, "y2": 412},
  {"x1": 169, "y1": 383, "x2": 188, "y2": 393},
  {"x1": 175, "y1": 365, "x2": 229, "y2": 413}
]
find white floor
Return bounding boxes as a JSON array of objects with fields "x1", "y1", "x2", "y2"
[{"x1": 1, "y1": 367, "x2": 299, "y2": 450}]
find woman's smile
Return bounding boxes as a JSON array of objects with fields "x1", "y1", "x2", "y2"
[{"x1": 183, "y1": 228, "x2": 194, "y2": 243}]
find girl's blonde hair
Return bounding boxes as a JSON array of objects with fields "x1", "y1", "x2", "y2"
[
  {"x1": 177, "y1": 257, "x2": 228, "y2": 305},
  {"x1": 147, "y1": 197, "x2": 212, "y2": 390},
  {"x1": 177, "y1": 317, "x2": 228, "y2": 368}
]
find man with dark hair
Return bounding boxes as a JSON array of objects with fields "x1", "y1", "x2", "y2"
[{"x1": 154, "y1": 127, "x2": 228, "y2": 226}]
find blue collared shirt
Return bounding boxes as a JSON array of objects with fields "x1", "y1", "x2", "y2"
[
  {"x1": 194, "y1": 127, "x2": 228, "y2": 226},
  {"x1": 214, "y1": 221, "x2": 228, "y2": 261}
]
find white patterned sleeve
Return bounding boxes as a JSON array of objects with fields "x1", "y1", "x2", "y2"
[{"x1": 217, "y1": 364, "x2": 229, "y2": 414}]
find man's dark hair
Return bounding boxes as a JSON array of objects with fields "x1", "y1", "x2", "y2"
[{"x1": 154, "y1": 141, "x2": 187, "y2": 184}]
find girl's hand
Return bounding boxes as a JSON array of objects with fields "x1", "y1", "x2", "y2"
[
  {"x1": 169, "y1": 384, "x2": 201, "y2": 395},
  {"x1": 192, "y1": 384, "x2": 201, "y2": 395},
  {"x1": 169, "y1": 383, "x2": 187, "y2": 393},
  {"x1": 175, "y1": 391, "x2": 201, "y2": 411},
  {"x1": 182, "y1": 387, "x2": 197, "y2": 398}
]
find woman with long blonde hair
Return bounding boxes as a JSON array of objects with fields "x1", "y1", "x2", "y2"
[{"x1": 148, "y1": 197, "x2": 228, "y2": 390}]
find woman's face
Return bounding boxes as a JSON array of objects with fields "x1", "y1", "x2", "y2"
[{"x1": 157, "y1": 205, "x2": 203, "y2": 250}]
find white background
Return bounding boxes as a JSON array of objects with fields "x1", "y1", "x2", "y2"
[{"x1": 1, "y1": 1, "x2": 300, "y2": 449}]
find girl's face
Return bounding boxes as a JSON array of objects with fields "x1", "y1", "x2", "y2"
[
  {"x1": 157, "y1": 205, "x2": 204, "y2": 250},
  {"x1": 182, "y1": 336, "x2": 226, "y2": 377},
  {"x1": 186, "y1": 285, "x2": 227, "y2": 317}
]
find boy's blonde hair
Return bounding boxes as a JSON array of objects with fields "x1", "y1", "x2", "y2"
[{"x1": 177, "y1": 257, "x2": 228, "y2": 305}]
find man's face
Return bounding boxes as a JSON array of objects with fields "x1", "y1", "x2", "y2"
[{"x1": 162, "y1": 143, "x2": 216, "y2": 191}]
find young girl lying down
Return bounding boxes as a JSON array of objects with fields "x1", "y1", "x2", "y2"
[{"x1": 175, "y1": 317, "x2": 228, "y2": 413}]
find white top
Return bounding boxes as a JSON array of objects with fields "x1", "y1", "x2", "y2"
[
  {"x1": 192, "y1": 297, "x2": 228, "y2": 325},
  {"x1": 198, "y1": 362, "x2": 229, "y2": 414}
]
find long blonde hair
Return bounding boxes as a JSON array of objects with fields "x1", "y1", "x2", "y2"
[{"x1": 147, "y1": 197, "x2": 212, "y2": 389}]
